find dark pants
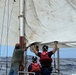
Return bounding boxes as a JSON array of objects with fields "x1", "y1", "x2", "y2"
[
  {"x1": 35, "y1": 71, "x2": 41, "y2": 75},
  {"x1": 41, "y1": 67, "x2": 52, "y2": 75}
]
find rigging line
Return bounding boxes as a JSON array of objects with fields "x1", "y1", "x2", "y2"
[
  {"x1": 6, "y1": 0, "x2": 16, "y2": 35},
  {"x1": 6, "y1": 0, "x2": 9, "y2": 57},
  {"x1": 0, "y1": 0, "x2": 7, "y2": 57},
  {"x1": 23, "y1": 0, "x2": 26, "y2": 36},
  {"x1": 6, "y1": 0, "x2": 10, "y2": 74},
  {"x1": 6, "y1": 0, "x2": 15, "y2": 55},
  {"x1": 8, "y1": 0, "x2": 15, "y2": 27}
]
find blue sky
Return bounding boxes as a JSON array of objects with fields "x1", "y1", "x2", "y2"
[
  {"x1": 27, "y1": 48, "x2": 76, "y2": 58},
  {"x1": 0, "y1": 46, "x2": 76, "y2": 58}
]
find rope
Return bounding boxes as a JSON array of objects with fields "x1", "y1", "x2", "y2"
[
  {"x1": 0, "y1": 0, "x2": 15, "y2": 74},
  {"x1": 0, "y1": 0, "x2": 15, "y2": 57},
  {"x1": 5, "y1": 0, "x2": 10, "y2": 74},
  {"x1": 23, "y1": 0, "x2": 26, "y2": 36},
  {"x1": 9, "y1": 1, "x2": 15, "y2": 27},
  {"x1": 5, "y1": 0, "x2": 15, "y2": 74},
  {"x1": 0, "y1": 0, "x2": 7, "y2": 57},
  {"x1": 6, "y1": 0, "x2": 15, "y2": 56}
]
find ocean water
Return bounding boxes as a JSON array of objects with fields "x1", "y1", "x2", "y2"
[
  {"x1": 59, "y1": 58, "x2": 76, "y2": 75},
  {"x1": 0, "y1": 56, "x2": 76, "y2": 75}
]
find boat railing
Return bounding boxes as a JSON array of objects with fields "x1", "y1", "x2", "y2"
[{"x1": 18, "y1": 71, "x2": 35, "y2": 75}]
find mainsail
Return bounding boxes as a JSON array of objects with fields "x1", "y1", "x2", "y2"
[
  {"x1": 25, "y1": 0, "x2": 76, "y2": 48},
  {"x1": 0, "y1": 0, "x2": 76, "y2": 48},
  {"x1": 0, "y1": 0, "x2": 76, "y2": 74},
  {"x1": 0, "y1": 0, "x2": 19, "y2": 46}
]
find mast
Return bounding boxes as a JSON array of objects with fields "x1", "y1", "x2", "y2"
[
  {"x1": 19, "y1": 0, "x2": 26, "y2": 74},
  {"x1": 19, "y1": 0, "x2": 24, "y2": 47},
  {"x1": 57, "y1": 48, "x2": 60, "y2": 73}
]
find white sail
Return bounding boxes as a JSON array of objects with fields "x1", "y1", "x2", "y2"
[
  {"x1": 0, "y1": 0, "x2": 19, "y2": 46},
  {"x1": 0, "y1": 0, "x2": 76, "y2": 48},
  {"x1": 25, "y1": 0, "x2": 76, "y2": 48}
]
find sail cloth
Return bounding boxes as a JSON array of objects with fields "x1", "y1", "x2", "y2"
[
  {"x1": 25, "y1": 0, "x2": 76, "y2": 48},
  {"x1": 0, "y1": 0, "x2": 19, "y2": 46},
  {"x1": 0, "y1": 0, "x2": 76, "y2": 48}
]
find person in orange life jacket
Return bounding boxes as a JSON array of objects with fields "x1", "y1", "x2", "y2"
[
  {"x1": 28, "y1": 56, "x2": 41, "y2": 75},
  {"x1": 32, "y1": 41, "x2": 58, "y2": 75}
]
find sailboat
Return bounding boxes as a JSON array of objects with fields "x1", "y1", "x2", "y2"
[{"x1": 0, "y1": 0, "x2": 76, "y2": 75}]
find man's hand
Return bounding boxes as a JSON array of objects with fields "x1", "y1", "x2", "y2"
[
  {"x1": 31, "y1": 45, "x2": 39, "y2": 55},
  {"x1": 54, "y1": 41, "x2": 58, "y2": 44},
  {"x1": 52, "y1": 41, "x2": 58, "y2": 53}
]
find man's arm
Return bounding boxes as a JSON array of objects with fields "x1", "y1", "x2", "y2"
[
  {"x1": 52, "y1": 41, "x2": 58, "y2": 54},
  {"x1": 32, "y1": 45, "x2": 39, "y2": 55}
]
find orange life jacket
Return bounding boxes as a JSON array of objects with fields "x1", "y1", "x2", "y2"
[
  {"x1": 40, "y1": 52, "x2": 52, "y2": 62},
  {"x1": 30, "y1": 63, "x2": 41, "y2": 72}
]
